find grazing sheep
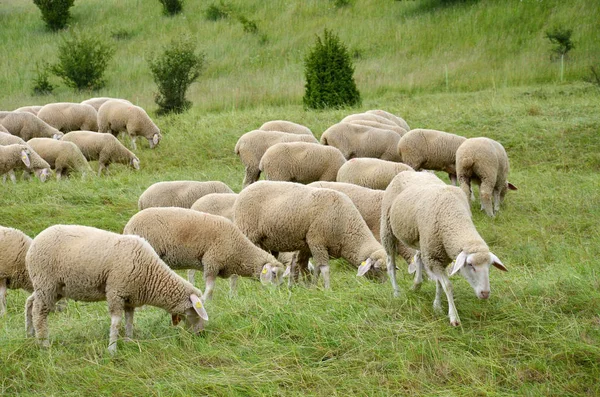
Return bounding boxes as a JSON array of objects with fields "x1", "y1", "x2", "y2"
[
  {"x1": 62, "y1": 130, "x2": 140, "y2": 176},
  {"x1": 259, "y1": 120, "x2": 314, "y2": 136},
  {"x1": 25, "y1": 225, "x2": 209, "y2": 353},
  {"x1": 0, "y1": 111, "x2": 63, "y2": 141},
  {"x1": 234, "y1": 130, "x2": 318, "y2": 187},
  {"x1": 191, "y1": 193, "x2": 238, "y2": 220},
  {"x1": 336, "y1": 158, "x2": 414, "y2": 190},
  {"x1": 81, "y1": 97, "x2": 132, "y2": 111},
  {"x1": 397, "y1": 128, "x2": 467, "y2": 184},
  {"x1": 98, "y1": 100, "x2": 162, "y2": 150},
  {"x1": 37, "y1": 103, "x2": 98, "y2": 132},
  {"x1": 0, "y1": 144, "x2": 31, "y2": 183},
  {"x1": 341, "y1": 112, "x2": 398, "y2": 127},
  {"x1": 320, "y1": 122, "x2": 402, "y2": 161},
  {"x1": 14, "y1": 106, "x2": 43, "y2": 116},
  {"x1": 455, "y1": 137, "x2": 518, "y2": 217},
  {"x1": 366, "y1": 110, "x2": 411, "y2": 131},
  {"x1": 380, "y1": 172, "x2": 507, "y2": 326},
  {"x1": 347, "y1": 120, "x2": 407, "y2": 136},
  {"x1": 124, "y1": 208, "x2": 285, "y2": 300},
  {"x1": 0, "y1": 226, "x2": 33, "y2": 316},
  {"x1": 138, "y1": 180, "x2": 234, "y2": 210},
  {"x1": 0, "y1": 132, "x2": 51, "y2": 183},
  {"x1": 259, "y1": 142, "x2": 346, "y2": 184},
  {"x1": 27, "y1": 138, "x2": 92, "y2": 180},
  {"x1": 0, "y1": 124, "x2": 9, "y2": 133},
  {"x1": 234, "y1": 181, "x2": 388, "y2": 288}
]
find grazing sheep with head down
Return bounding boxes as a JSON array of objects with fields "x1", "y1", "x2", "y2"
[
  {"x1": 259, "y1": 142, "x2": 346, "y2": 184},
  {"x1": 13, "y1": 106, "x2": 43, "y2": 116},
  {"x1": 234, "y1": 181, "x2": 388, "y2": 288},
  {"x1": 25, "y1": 224, "x2": 208, "y2": 354},
  {"x1": 320, "y1": 122, "x2": 402, "y2": 161},
  {"x1": 27, "y1": 138, "x2": 92, "y2": 180},
  {"x1": 397, "y1": 128, "x2": 466, "y2": 184},
  {"x1": 138, "y1": 180, "x2": 234, "y2": 210},
  {"x1": 81, "y1": 97, "x2": 132, "y2": 111},
  {"x1": 234, "y1": 130, "x2": 318, "y2": 187},
  {"x1": 0, "y1": 144, "x2": 32, "y2": 183},
  {"x1": 191, "y1": 193, "x2": 238, "y2": 220},
  {"x1": 37, "y1": 103, "x2": 98, "y2": 132},
  {"x1": 98, "y1": 100, "x2": 162, "y2": 150},
  {"x1": 347, "y1": 120, "x2": 407, "y2": 136},
  {"x1": 124, "y1": 208, "x2": 285, "y2": 300},
  {"x1": 366, "y1": 110, "x2": 411, "y2": 131},
  {"x1": 62, "y1": 130, "x2": 140, "y2": 176},
  {"x1": 336, "y1": 158, "x2": 414, "y2": 190},
  {"x1": 0, "y1": 111, "x2": 63, "y2": 141},
  {"x1": 341, "y1": 112, "x2": 398, "y2": 127},
  {"x1": 0, "y1": 133, "x2": 50, "y2": 183},
  {"x1": 259, "y1": 120, "x2": 314, "y2": 136},
  {"x1": 455, "y1": 137, "x2": 517, "y2": 217},
  {"x1": 0, "y1": 226, "x2": 33, "y2": 316}
]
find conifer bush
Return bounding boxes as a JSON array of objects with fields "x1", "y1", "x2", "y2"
[
  {"x1": 33, "y1": 0, "x2": 75, "y2": 31},
  {"x1": 303, "y1": 29, "x2": 360, "y2": 109},
  {"x1": 159, "y1": 0, "x2": 183, "y2": 16}
]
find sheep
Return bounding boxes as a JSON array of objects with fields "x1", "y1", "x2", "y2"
[
  {"x1": 81, "y1": 97, "x2": 132, "y2": 111},
  {"x1": 62, "y1": 130, "x2": 140, "y2": 176},
  {"x1": 234, "y1": 130, "x2": 318, "y2": 187},
  {"x1": 0, "y1": 111, "x2": 63, "y2": 141},
  {"x1": 0, "y1": 226, "x2": 33, "y2": 316},
  {"x1": 347, "y1": 120, "x2": 407, "y2": 136},
  {"x1": 98, "y1": 100, "x2": 162, "y2": 150},
  {"x1": 0, "y1": 132, "x2": 51, "y2": 182},
  {"x1": 37, "y1": 102, "x2": 99, "y2": 132},
  {"x1": 138, "y1": 180, "x2": 234, "y2": 210},
  {"x1": 27, "y1": 138, "x2": 92, "y2": 180},
  {"x1": 123, "y1": 208, "x2": 285, "y2": 300},
  {"x1": 336, "y1": 158, "x2": 414, "y2": 190},
  {"x1": 366, "y1": 110, "x2": 411, "y2": 131},
  {"x1": 191, "y1": 192, "x2": 238, "y2": 220},
  {"x1": 25, "y1": 224, "x2": 209, "y2": 353},
  {"x1": 0, "y1": 124, "x2": 9, "y2": 133},
  {"x1": 320, "y1": 122, "x2": 402, "y2": 161},
  {"x1": 379, "y1": 171, "x2": 507, "y2": 326},
  {"x1": 259, "y1": 120, "x2": 314, "y2": 136},
  {"x1": 397, "y1": 128, "x2": 467, "y2": 184},
  {"x1": 455, "y1": 137, "x2": 518, "y2": 217},
  {"x1": 13, "y1": 106, "x2": 43, "y2": 116},
  {"x1": 0, "y1": 144, "x2": 31, "y2": 183},
  {"x1": 233, "y1": 181, "x2": 389, "y2": 288},
  {"x1": 259, "y1": 142, "x2": 346, "y2": 184},
  {"x1": 341, "y1": 112, "x2": 398, "y2": 127}
]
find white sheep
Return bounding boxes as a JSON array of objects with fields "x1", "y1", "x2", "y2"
[
  {"x1": 366, "y1": 110, "x2": 411, "y2": 131},
  {"x1": 138, "y1": 180, "x2": 234, "y2": 210},
  {"x1": 190, "y1": 192, "x2": 238, "y2": 220},
  {"x1": 81, "y1": 97, "x2": 132, "y2": 111},
  {"x1": 0, "y1": 124, "x2": 8, "y2": 133},
  {"x1": 341, "y1": 112, "x2": 398, "y2": 127},
  {"x1": 0, "y1": 111, "x2": 63, "y2": 141},
  {"x1": 62, "y1": 130, "x2": 140, "y2": 176},
  {"x1": 0, "y1": 144, "x2": 31, "y2": 183},
  {"x1": 0, "y1": 226, "x2": 33, "y2": 316},
  {"x1": 455, "y1": 137, "x2": 518, "y2": 217},
  {"x1": 336, "y1": 158, "x2": 414, "y2": 190},
  {"x1": 397, "y1": 128, "x2": 467, "y2": 184},
  {"x1": 320, "y1": 122, "x2": 402, "y2": 161},
  {"x1": 25, "y1": 224, "x2": 209, "y2": 353},
  {"x1": 13, "y1": 106, "x2": 43, "y2": 116},
  {"x1": 234, "y1": 181, "x2": 388, "y2": 288},
  {"x1": 347, "y1": 120, "x2": 407, "y2": 136},
  {"x1": 27, "y1": 138, "x2": 92, "y2": 180},
  {"x1": 234, "y1": 129, "x2": 318, "y2": 187},
  {"x1": 0, "y1": 132, "x2": 50, "y2": 183},
  {"x1": 259, "y1": 120, "x2": 314, "y2": 136},
  {"x1": 380, "y1": 171, "x2": 507, "y2": 326},
  {"x1": 98, "y1": 100, "x2": 162, "y2": 150},
  {"x1": 259, "y1": 142, "x2": 346, "y2": 184},
  {"x1": 124, "y1": 207, "x2": 285, "y2": 300},
  {"x1": 37, "y1": 102, "x2": 98, "y2": 132}
]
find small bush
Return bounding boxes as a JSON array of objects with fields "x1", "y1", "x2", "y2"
[
  {"x1": 32, "y1": 62, "x2": 54, "y2": 95},
  {"x1": 148, "y1": 36, "x2": 205, "y2": 114},
  {"x1": 546, "y1": 27, "x2": 574, "y2": 59},
  {"x1": 303, "y1": 29, "x2": 361, "y2": 110},
  {"x1": 332, "y1": 0, "x2": 352, "y2": 8},
  {"x1": 159, "y1": 0, "x2": 183, "y2": 16},
  {"x1": 204, "y1": 2, "x2": 231, "y2": 21},
  {"x1": 51, "y1": 31, "x2": 114, "y2": 91},
  {"x1": 33, "y1": 0, "x2": 75, "y2": 31},
  {"x1": 237, "y1": 15, "x2": 258, "y2": 34}
]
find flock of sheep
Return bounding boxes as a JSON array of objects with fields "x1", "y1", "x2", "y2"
[{"x1": 0, "y1": 102, "x2": 518, "y2": 353}]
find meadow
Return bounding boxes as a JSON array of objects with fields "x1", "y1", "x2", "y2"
[{"x1": 1, "y1": 0, "x2": 600, "y2": 395}]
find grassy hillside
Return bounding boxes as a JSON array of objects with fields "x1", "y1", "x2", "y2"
[{"x1": 1, "y1": 0, "x2": 600, "y2": 396}]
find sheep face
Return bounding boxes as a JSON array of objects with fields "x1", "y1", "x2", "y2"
[
  {"x1": 260, "y1": 263, "x2": 285, "y2": 286},
  {"x1": 131, "y1": 157, "x2": 140, "y2": 170},
  {"x1": 356, "y1": 250, "x2": 388, "y2": 281},
  {"x1": 449, "y1": 251, "x2": 508, "y2": 299},
  {"x1": 148, "y1": 133, "x2": 161, "y2": 149},
  {"x1": 181, "y1": 294, "x2": 208, "y2": 334},
  {"x1": 35, "y1": 168, "x2": 51, "y2": 182}
]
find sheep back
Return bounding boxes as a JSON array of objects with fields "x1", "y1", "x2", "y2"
[
  {"x1": 27, "y1": 138, "x2": 91, "y2": 175},
  {"x1": 81, "y1": 97, "x2": 132, "y2": 111},
  {"x1": 0, "y1": 226, "x2": 33, "y2": 292},
  {"x1": 336, "y1": 158, "x2": 414, "y2": 190},
  {"x1": 0, "y1": 111, "x2": 63, "y2": 141},
  {"x1": 37, "y1": 103, "x2": 98, "y2": 132},
  {"x1": 365, "y1": 110, "x2": 410, "y2": 131},
  {"x1": 138, "y1": 180, "x2": 234, "y2": 210},
  {"x1": 320, "y1": 122, "x2": 401, "y2": 161},
  {"x1": 397, "y1": 129, "x2": 466, "y2": 176},
  {"x1": 97, "y1": 100, "x2": 161, "y2": 146},
  {"x1": 259, "y1": 120, "x2": 314, "y2": 136},
  {"x1": 191, "y1": 193, "x2": 238, "y2": 221}
]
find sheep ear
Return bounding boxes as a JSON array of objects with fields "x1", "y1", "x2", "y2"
[
  {"x1": 282, "y1": 266, "x2": 291, "y2": 278},
  {"x1": 507, "y1": 182, "x2": 518, "y2": 191},
  {"x1": 490, "y1": 253, "x2": 508, "y2": 272},
  {"x1": 152, "y1": 134, "x2": 160, "y2": 146},
  {"x1": 189, "y1": 294, "x2": 208, "y2": 321},
  {"x1": 449, "y1": 251, "x2": 468, "y2": 276},
  {"x1": 132, "y1": 158, "x2": 140, "y2": 170},
  {"x1": 357, "y1": 258, "x2": 373, "y2": 277},
  {"x1": 260, "y1": 263, "x2": 273, "y2": 283},
  {"x1": 407, "y1": 262, "x2": 417, "y2": 274},
  {"x1": 53, "y1": 133, "x2": 61, "y2": 140},
  {"x1": 21, "y1": 150, "x2": 31, "y2": 168}
]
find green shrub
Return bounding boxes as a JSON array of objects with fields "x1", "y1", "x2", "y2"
[
  {"x1": 159, "y1": 0, "x2": 183, "y2": 16},
  {"x1": 332, "y1": 0, "x2": 352, "y2": 8},
  {"x1": 237, "y1": 15, "x2": 258, "y2": 34},
  {"x1": 32, "y1": 62, "x2": 54, "y2": 95},
  {"x1": 546, "y1": 27, "x2": 575, "y2": 59},
  {"x1": 33, "y1": 0, "x2": 75, "y2": 31},
  {"x1": 148, "y1": 36, "x2": 205, "y2": 114},
  {"x1": 303, "y1": 29, "x2": 360, "y2": 110},
  {"x1": 204, "y1": 2, "x2": 231, "y2": 21},
  {"x1": 51, "y1": 31, "x2": 114, "y2": 91}
]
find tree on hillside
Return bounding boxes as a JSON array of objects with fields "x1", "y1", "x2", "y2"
[{"x1": 33, "y1": 0, "x2": 75, "y2": 31}]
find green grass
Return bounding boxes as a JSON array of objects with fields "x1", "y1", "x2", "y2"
[{"x1": 1, "y1": 0, "x2": 600, "y2": 395}]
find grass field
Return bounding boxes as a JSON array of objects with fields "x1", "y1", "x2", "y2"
[{"x1": 1, "y1": 0, "x2": 600, "y2": 395}]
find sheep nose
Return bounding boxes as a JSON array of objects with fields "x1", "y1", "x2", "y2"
[{"x1": 480, "y1": 291, "x2": 490, "y2": 299}]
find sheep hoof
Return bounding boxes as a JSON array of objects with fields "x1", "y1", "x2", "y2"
[
  {"x1": 450, "y1": 319, "x2": 461, "y2": 327},
  {"x1": 39, "y1": 339, "x2": 50, "y2": 349},
  {"x1": 107, "y1": 343, "x2": 118, "y2": 355},
  {"x1": 433, "y1": 302, "x2": 443, "y2": 314}
]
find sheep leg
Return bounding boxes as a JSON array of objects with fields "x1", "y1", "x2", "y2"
[
  {"x1": 202, "y1": 275, "x2": 216, "y2": 301},
  {"x1": 386, "y1": 254, "x2": 400, "y2": 297},
  {"x1": 124, "y1": 307, "x2": 135, "y2": 341},
  {"x1": 187, "y1": 269, "x2": 196, "y2": 285},
  {"x1": 56, "y1": 169, "x2": 63, "y2": 181},
  {"x1": 8, "y1": 170, "x2": 17, "y2": 184},
  {"x1": 459, "y1": 176, "x2": 473, "y2": 202},
  {"x1": 130, "y1": 136, "x2": 137, "y2": 151},
  {"x1": 479, "y1": 181, "x2": 495, "y2": 217},
  {"x1": 32, "y1": 292, "x2": 52, "y2": 348},
  {"x1": 449, "y1": 173, "x2": 458, "y2": 186},
  {"x1": 25, "y1": 294, "x2": 36, "y2": 337},
  {"x1": 242, "y1": 167, "x2": 260, "y2": 188},
  {"x1": 229, "y1": 275, "x2": 238, "y2": 296},
  {"x1": 107, "y1": 299, "x2": 125, "y2": 354},
  {"x1": 310, "y1": 246, "x2": 330, "y2": 289},
  {"x1": 295, "y1": 251, "x2": 311, "y2": 286},
  {"x1": 437, "y1": 273, "x2": 461, "y2": 326},
  {"x1": 0, "y1": 279, "x2": 6, "y2": 316},
  {"x1": 411, "y1": 253, "x2": 424, "y2": 291},
  {"x1": 493, "y1": 188, "x2": 502, "y2": 213},
  {"x1": 433, "y1": 281, "x2": 443, "y2": 314}
]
